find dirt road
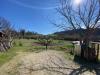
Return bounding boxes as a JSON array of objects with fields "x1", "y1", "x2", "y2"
[{"x1": 0, "y1": 50, "x2": 96, "y2": 75}]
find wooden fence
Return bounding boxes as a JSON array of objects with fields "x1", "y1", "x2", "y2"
[{"x1": 73, "y1": 41, "x2": 100, "y2": 57}]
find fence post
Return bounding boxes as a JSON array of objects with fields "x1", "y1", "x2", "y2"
[{"x1": 96, "y1": 44, "x2": 99, "y2": 61}]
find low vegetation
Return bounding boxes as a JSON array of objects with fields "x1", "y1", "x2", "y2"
[{"x1": 0, "y1": 39, "x2": 74, "y2": 67}]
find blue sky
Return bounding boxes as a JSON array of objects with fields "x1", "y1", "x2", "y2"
[{"x1": 0, "y1": 0, "x2": 60, "y2": 34}]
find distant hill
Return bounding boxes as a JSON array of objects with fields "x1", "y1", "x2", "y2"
[
  {"x1": 53, "y1": 28, "x2": 100, "y2": 40},
  {"x1": 54, "y1": 28, "x2": 100, "y2": 35}
]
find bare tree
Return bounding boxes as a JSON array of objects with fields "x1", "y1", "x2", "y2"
[
  {"x1": 0, "y1": 17, "x2": 13, "y2": 51},
  {"x1": 56, "y1": 0, "x2": 100, "y2": 61},
  {"x1": 38, "y1": 35, "x2": 53, "y2": 50}
]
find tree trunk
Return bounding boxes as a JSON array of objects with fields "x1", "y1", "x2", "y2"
[
  {"x1": 0, "y1": 38, "x2": 12, "y2": 52},
  {"x1": 81, "y1": 40, "x2": 96, "y2": 61},
  {"x1": 96, "y1": 44, "x2": 99, "y2": 61},
  {"x1": 0, "y1": 43, "x2": 6, "y2": 52}
]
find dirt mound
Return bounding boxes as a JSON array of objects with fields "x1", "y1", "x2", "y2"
[{"x1": 0, "y1": 50, "x2": 96, "y2": 75}]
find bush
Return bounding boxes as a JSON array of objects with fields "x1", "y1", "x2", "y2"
[{"x1": 19, "y1": 42, "x2": 23, "y2": 46}]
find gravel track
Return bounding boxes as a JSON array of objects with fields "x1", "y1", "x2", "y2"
[{"x1": 0, "y1": 50, "x2": 96, "y2": 75}]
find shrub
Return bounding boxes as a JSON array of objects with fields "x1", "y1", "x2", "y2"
[{"x1": 19, "y1": 42, "x2": 23, "y2": 46}]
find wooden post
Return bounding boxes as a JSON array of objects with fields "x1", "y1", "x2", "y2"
[
  {"x1": 96, "y1": 44, "x2": 99, "y2": 61},
  {"x1": 91, "y1": 43, "x2": 95, "y2": 49}
]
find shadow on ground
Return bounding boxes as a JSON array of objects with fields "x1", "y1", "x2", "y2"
[{"x1": 69, "y1": 55, "x2": 100, "y2": 75}]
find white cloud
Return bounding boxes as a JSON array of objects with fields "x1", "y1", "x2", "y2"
[{"x1": 8, "y1": 0, "x2": 59, "y2": 10}]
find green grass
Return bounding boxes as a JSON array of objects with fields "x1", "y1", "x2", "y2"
[
  {"x1": 0, "y1": 50, "x2": 16, "y2": 66},
  {"x1": 0, "y1": 39, "x2": 37, "y2": 66},
  {"x1": 52, "y1": 40, "x2": 71, "y2": 45}
]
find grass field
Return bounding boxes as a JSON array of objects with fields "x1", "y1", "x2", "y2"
[
  {"x1": 0, "y1": 39, "x2": 37, "y2": 66},
  {"x1": 0, "y1": 39, "x2": 74, "y2": 67}
]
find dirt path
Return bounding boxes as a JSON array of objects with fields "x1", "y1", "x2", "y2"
[{"x1": 0, "y1": 50, "x2": 96, "y2": 75}]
